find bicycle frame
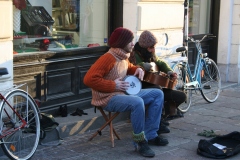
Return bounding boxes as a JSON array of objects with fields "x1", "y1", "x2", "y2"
[{"x1": 183, "y1": 38, "x2": 211, "y2": 90}]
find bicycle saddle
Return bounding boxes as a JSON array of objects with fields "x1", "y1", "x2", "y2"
[
  {"x1": 176, "y1": 47, "x2": 186, "y2": 52},
  {"x1": 0, "y1": 68, "x2": 8, "y2": 76}
]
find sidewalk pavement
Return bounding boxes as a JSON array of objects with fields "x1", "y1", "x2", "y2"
[{"x1": 1, "y1": 82, "x2": 240, "y2": 160}]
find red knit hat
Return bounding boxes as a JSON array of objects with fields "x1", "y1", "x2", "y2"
[
  {"x1": 138, "y1": 30, "x2": 157, "y2": 48},
  {"x1": 108, "y1": 27, "x2": 134, "y2": 48}
]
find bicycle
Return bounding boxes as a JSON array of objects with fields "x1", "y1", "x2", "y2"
[
  {"x1": 0, "y1": 67, "x2": 40, "y2": 160},
  {"x1": 171, "y1": 34, "x2": 221, "y2": 113}
]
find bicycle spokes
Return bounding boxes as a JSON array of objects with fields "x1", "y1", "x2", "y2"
[
  {"x1": 200, "y1": 59, "x2": 221, "y2": 102},
  {"x1": 0, "y1": 90, "x2": 40, "y2": 160}
]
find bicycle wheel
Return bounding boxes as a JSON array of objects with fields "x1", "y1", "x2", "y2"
[
  {"x1": 200, "y1": 58, "x2": 221, "y2": 103},
  {"x1": 0, "y1": 89, "x2": 40, "y2": 160},
  {"x1": 172, "y1": 63, "x2": 192, "y2": 113}
]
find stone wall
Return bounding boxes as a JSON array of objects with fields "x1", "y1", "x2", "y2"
[{"x1": 218, "y1": 0, "x2": 240, "y2": 83}]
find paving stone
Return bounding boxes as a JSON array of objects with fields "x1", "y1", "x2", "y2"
[{"x1": 1, "y1": 83, "x2": 240, "y2": 159}]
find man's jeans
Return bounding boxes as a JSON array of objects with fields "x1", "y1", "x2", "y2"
[{"x1": 104, "y1": 88, "x2": 163, "y2": 140}]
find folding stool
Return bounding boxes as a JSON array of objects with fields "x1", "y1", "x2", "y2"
[{"x1": 88, "y1": 106, "x2": 121, "y2": 147}]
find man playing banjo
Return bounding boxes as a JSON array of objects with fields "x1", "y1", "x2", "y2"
[
  {"x1": 129, "y1": 30, "x2": 187, "y2": 134},
  {"x1": 84, "y1": 27, "x2": 168, "y2": 158}
]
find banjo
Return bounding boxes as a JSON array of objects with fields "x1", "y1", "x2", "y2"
[{"x1": 123, "y1": 75, "x2": 142, "y2": 95}]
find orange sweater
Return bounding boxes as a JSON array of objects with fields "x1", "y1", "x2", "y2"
[{"x1": 84, "y1": 48, "x2": 138, "y2": 107}]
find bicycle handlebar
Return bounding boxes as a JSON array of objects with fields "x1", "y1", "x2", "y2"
[{"x1": 188, "y1": 35, "x2": 216, "y2": 43}]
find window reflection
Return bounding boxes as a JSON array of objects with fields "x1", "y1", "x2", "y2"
[
  {"x1": 13, "y1": 0, "x2": 108, "y2": 54},
  {"x1": 188, "y1": 0, "x2": 211, "y2": 36}
]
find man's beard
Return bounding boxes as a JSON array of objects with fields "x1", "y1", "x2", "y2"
[
  {"x1": 134, "y1": 42, "x2": 154, "y2": 62},
  {"x1": 123, "y1": 46, "x2": 133, "y2": 54},
  {"x1": 142, "y1": 50, "x2": 154, "y2": 62}
]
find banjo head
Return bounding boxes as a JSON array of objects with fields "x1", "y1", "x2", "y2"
[{"x1": 123, "y1": 75, "x2": 142, "y2": 95}]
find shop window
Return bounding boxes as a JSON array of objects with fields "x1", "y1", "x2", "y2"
[
  {"x1": 13, "y1": 0, "x2": 108, "y2": 54},
  {"x1": 188, "y1": 0, "x2": 211, "y2": 36}
]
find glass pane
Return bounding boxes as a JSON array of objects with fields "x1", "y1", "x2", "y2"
[
  {"x1": 79, "y1": 0, "x2": 108, "y2": 47},
  {"x1": 52, "y1": 0, "x2": 80, "y2": 48},
  {"x1": 188, "y1": 0, "x2": 211, "y2": 36},
  {"x1": 13, "y1": 0, "x2": 108, "y2": 54}
]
